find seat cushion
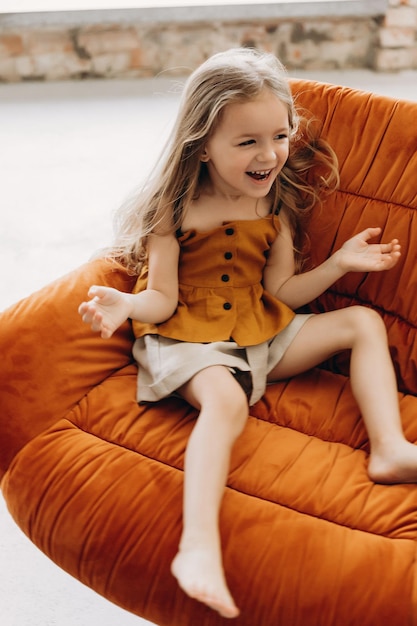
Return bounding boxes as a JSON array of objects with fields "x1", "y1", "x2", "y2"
[{"x1": 3, "y1": 363, "x2": 417, "y2": 625}]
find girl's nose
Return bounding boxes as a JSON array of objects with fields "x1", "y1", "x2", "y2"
[{"x1": 257, "y1": 144, "x2": 276, "y2": 162}]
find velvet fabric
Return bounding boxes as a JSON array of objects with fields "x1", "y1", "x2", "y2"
[{"x1": 1, "y1": 80, "x2": 417, "y2": 626}]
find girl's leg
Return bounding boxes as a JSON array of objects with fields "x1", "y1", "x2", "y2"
[
  {"x1": 171, "y1": 365, "x2": 249, "y2": 618},
  {"x1": 268, "y1": 306, "x2": 417, "y2": 484}
]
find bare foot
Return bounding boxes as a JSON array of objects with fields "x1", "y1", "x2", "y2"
[
  {"x1": 368, "y1": 441, "x2": 417, "y2": 484},
  {"x1": 171, "y1": 548, "x2": 240, "y2": 618}
]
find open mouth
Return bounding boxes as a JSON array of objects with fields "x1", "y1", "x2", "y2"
[{"x1": 246, "y1": 169, "x2": 272, "y2": 181}]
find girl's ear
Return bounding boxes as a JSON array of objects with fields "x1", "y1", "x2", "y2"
[{"x1": 200, "y1": 148, "x2": 209, "y2": 162}]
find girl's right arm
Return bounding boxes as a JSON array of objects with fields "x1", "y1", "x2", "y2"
[{"x1": 79, "y1": 232, "x2": 179, "y2": 339}]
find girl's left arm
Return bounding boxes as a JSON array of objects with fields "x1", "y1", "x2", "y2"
[{"x1": 263, "y1": 211, "x2": 401, "y2": 310}]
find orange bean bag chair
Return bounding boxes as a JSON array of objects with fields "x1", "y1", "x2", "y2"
[{"x1": 1, "y1": 79, "x2": 417, "y2": 626}]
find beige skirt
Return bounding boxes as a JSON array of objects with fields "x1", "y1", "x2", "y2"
[{"x1": 133, "y1": 313, "x2": 313, "y2": 406}]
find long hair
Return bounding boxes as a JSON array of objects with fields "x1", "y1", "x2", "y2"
[{"x1": 110, "y1": 47, "x2": 339, "y2": 274}]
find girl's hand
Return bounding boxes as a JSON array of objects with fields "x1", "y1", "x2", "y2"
[
  {"x1": 78, "y1": 285, "x2": 133, "y2": 339},
  {"x1": 337, "y1": 227, "x2": 401, "y2": 273}
]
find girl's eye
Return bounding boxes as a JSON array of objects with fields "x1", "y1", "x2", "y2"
[{"x1": 239, "y1": 135, "x2": 288, "y2": 146}]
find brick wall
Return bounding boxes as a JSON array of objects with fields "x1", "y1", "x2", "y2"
[
  {"x1": 376, "y1": 0, "x2": 417, "y2": 70},
  {"x1": 0, "y1": 1, "x2": 416, "y2": 82}
]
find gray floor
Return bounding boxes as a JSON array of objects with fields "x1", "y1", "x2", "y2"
[{"x1": 1, "y1": 69, "x2": 417, "y2": 625}]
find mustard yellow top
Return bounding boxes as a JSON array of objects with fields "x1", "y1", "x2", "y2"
[{"x1": 132, "y1": 215, "x2": 295, "y2": 346}]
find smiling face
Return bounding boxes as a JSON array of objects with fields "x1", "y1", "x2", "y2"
[{"x1": 202, "y1": 89, "x2": 290, "y2": 200}]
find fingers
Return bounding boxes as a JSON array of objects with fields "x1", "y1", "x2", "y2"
[
  {"x1": 78, "y1": 300, "x2": 109, "y2": 336},
  {"x1": 78, "y1": 286, "x2": 117, "y2": 338},
  {"x1": 360, "y1": 229, "x2": 401, "y2": 262},
  {"x1": 361, "y1": 226, "x2": 382, "y2": 241},
  {"x1": 360, "y1": 227, "x2": 399, "y2": 248},
  {"x1": 82, "y1": 307, "x2": 113, "y2": 338},
  {"x1": 362, "y1": 228, "x2": 400, "y2": 250},
  {"x1": 376, "y1": 244, "x2": 401, "y2": 270},
  {"x1": 390, "y1": 240, "x2": 401, "y2": 253},
  {"x1": 87, "y1": 285, "x2": 108, "y2": 300},
  {"x1": 78, "y1": 285, "x2": 107, "y2": 314},
  {"x1": 382, "y1": 240, "x2": 401, "y2": 259},
  {"x1": 78, "y1": 301, "x2": 102, "y2": 326}
]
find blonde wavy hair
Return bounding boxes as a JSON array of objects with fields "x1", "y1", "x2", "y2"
[{"x1": 110, "y1": 47, "x2": 339, "y2": 274}]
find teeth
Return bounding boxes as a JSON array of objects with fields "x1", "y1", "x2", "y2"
[{"x1": 250, "y1": 170, "x2": 270, "y2": 175}]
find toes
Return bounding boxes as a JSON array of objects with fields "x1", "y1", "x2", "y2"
[
  {"x1": 188, "y1": 587, "x2": 239, "y2": 618},
  {"x1": 171, "y1": 550, "x2": 239, "y2": 618}
]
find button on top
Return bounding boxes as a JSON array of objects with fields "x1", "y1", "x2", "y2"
[
  {"x1": 225, "y1": 228, "x2": 234, "y2": 236},
  {"x1": 224, "y1": 251, "x2": 233, "y2": 260},
  {"x1": 221, "y1": 274, "x2": 230, "y2": 282},
  {"x1": 223, "y1": 302, "x2": 232, "y2": 310}
]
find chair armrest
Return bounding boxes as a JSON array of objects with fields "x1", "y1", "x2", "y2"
[{"x1": 0, "y1": 258, "x2": 136, "y2": 477}]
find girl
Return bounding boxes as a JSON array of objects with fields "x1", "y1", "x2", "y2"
[{"x1": 79, "y1": 48, "x2": 417, "y2": 619}]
